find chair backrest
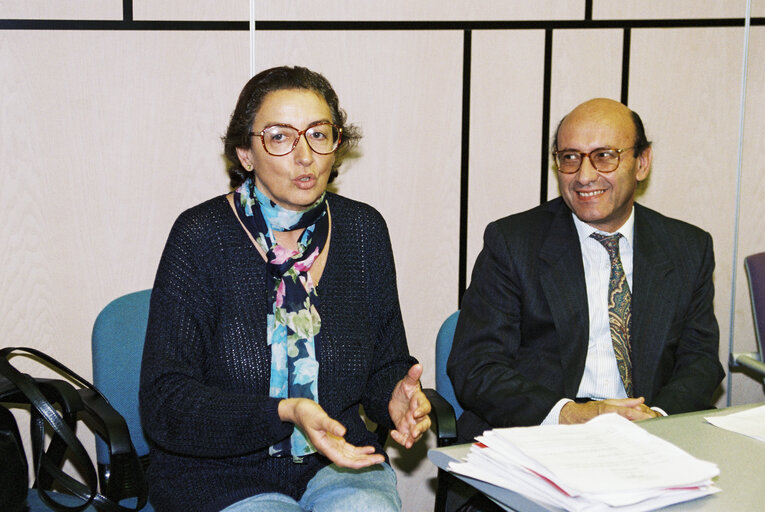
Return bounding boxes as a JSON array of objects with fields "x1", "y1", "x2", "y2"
[
  {"x1": 745, "y1": 252, "x2": 765, "y2": 356},
  {"x1": 91, "y1": 290, "x2": 152, "y2": 464},
  {"x1": 435, "y1": 311, "x2": 463, "y2": 419}
]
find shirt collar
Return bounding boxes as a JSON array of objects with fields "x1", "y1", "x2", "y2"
[{"x1": 572, "y1": 207, "x2": 635, "y2": 249}]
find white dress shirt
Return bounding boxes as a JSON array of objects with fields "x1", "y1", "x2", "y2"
[{"x1": 542, "y1": 208, "x2": 650, "y2": 424}]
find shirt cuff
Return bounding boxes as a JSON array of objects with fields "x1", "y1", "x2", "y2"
[
  {"x1": 541, "y1": 398, "x2": 573, "y2": 425},
  {"x1": 650, "y1": 406, "x2": 668, "y2": 416}
]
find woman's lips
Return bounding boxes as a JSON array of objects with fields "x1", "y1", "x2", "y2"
[{"x1": 293, "y1": 174, "x2": 316, "y2": 189}]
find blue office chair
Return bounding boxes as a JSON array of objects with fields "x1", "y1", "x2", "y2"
[
  {"x1": 92, "y1": 289, "x2": 154, "y2": 511},
  {"x1": 730, "y1": 252, "x2": 765, "y2": 386},
  {"x1": 434, "y1": 311, "x2": 463, "y2": 420},
  {"x1": 422, "y1": 310, "x2": 461, "y2": 512}
]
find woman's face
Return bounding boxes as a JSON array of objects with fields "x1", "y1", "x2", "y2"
[{"x1": 236, "y1": 89, "x2": 336, "y2": 211}]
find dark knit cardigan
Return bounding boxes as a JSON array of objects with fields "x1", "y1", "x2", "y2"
[{"x1": 139, "y1": 193, "x2": 415, "y2": 512}]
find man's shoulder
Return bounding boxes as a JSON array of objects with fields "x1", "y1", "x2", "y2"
[
  {"x1": 634, "y1": 203, "x2": 711, "y2": 243},
  {"x1": 489, "y1": 197, "x2": 569, "y2": 235}
]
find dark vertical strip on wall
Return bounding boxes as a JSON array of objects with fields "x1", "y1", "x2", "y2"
[
  {"x1": 458, "y1": 30, "x2": 472, "y2": 306},
  {"x1": 585, "y1": 0, "x2": 593, "y2": 21},
  {"x1": 540, "y1": 28, "x2": 553, "y2": 205},
  {"x1": 621, "y1": 28, "x2": 631, "y2": 104},
  {"x1": 123, "y1": 0, "x2": 133, "y2": 22}
]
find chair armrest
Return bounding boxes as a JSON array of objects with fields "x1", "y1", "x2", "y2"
[
  {"x1": 423, "y1": 388, "x2": 457, "y2": 447},
  {"x1": 729, "y1": 352, "x2": 765, "y2": 384}
]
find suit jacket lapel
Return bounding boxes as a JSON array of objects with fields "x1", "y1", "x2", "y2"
[
  {"x1": 538, "y1": 202, "x2": 590, "y2": 397},
  {"x1": 631, "y1": 205, "x2": 677, "y2": 399}
]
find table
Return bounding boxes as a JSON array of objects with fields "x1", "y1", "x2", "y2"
[{"x1": 428, "y1": 403, "x2": 765, "y2": 511}]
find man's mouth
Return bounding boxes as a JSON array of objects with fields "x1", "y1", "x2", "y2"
[{"x1": 577, "y1": 190, "x2": 605, "y2": 198}]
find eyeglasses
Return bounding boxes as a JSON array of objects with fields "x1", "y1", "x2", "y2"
[
  {"x1": 553, "y1": 147, "x2": 634, "y2": 174},
  {"x1": 249, "y1": 122, "x2": 342, "y2": 156}
]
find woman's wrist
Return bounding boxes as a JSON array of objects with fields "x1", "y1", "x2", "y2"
[
  {"x1": 278, "y1": 397, "x2": 313, "y2": 424},
  {"x1": 277, "y1": 398, "x2": 299, "y2": 423}
]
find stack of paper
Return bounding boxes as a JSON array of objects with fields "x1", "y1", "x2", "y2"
[{"x1": 448, "y1": 414, "x2": 719, "y2": 511}]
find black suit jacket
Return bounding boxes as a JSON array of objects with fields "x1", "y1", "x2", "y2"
[{"x1": 448, "y1": 198, "x2": 724, "y2": 441}]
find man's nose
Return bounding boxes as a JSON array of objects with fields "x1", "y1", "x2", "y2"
[{"x1": 576, "y1": 155, "x2": 599, "y2": 183}]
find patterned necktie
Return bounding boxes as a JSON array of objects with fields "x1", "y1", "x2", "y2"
[{"x1": 590, "y1": 233, "x2": 633, "y2": 397}]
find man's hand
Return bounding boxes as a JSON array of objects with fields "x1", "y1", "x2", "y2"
[
  {"x1": 388, "y1": 364, "x2": 432, "y2": 448},
  {"x1": 559, "y1": 397, "x2": 661, "y2": 424},
  {"x1": 278, "y1": 398, "x2": 384, "y2": 469}
]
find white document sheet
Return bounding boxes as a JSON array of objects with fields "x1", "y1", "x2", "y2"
[{"x1": 705, "y1": 404, "x2": 765, "y2": 442}]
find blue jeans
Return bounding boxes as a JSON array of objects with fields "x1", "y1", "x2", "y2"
[{"x1": 221, "y1": 462, "x2": 401, "y2": 512}]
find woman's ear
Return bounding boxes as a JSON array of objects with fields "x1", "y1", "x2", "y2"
[{"x1": 236, "y1": 147, "x2": 254, "y2": 171}]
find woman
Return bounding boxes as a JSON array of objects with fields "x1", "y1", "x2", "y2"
[{"x1": 139, "y1": 66, "x2": 430, "y2": 512}]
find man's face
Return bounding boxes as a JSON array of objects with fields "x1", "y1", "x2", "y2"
[{"x1": 556, "y1": 99, "x2": 652, "y2": 233}]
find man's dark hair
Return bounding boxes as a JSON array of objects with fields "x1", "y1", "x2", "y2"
[{"x1": 223, "y1": 66, "x2": 361, "y2": 188}]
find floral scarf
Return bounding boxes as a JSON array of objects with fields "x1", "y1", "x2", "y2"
[{"x1": 233, "y1": 176, "x2": 328, "y2": 460}]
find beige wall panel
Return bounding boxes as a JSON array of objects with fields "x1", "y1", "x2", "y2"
[
  {"x1": 594, "y1": 0, "x2": 750, "y2": 20},
  {"x1": 247, "y1": 30, "x2": 463, "y2": 509},
  {"x1": 0, "y1": 29, "x2": 248, "y2": 367},
  {"x1": 628, "y1": 27, "x2": 745, "y2": 405},
  {"x1": 0, "y1": 0, "x2": 121, "y2": 19},
  {"x1": 731, "y1": 25, "x2": 765, "y2": 402},
  {"x1": 247, "y1": 28, "x2": 464, "y2": 507},
  {"x1": 466, "y1": 30, "x2": 546, "y2": 281},
  {"x1": 192, "y1": 0, "x2": 764, "y2": 23},
  {"x1": 1, "y1": 26, "x2": 248, "y2": 487},
  {"x1": 2, "y1": 27, "x2": 461, "y2": 509},
  {"x1": 133, "y1": 0, "x2": 246, "y2": 21},
  {"x1": 547, "y1": 29, "x2": 623, "y2": 200},
  {"x1": 247, "y1": 28, "x2": 463, "y2": 382},
  {"x1": 135, "y1": 0, "x2": 585, "y2": 22},
  {"x1": 159, "y1": 0, "x2": 585, "y2": 22}
]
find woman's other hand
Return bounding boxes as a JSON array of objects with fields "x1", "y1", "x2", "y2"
[
  {"x1": 388, "y1": 364, "x2": 432, "y2": 448},
  {"x1": 278, "y1": 398, "x2": 384, "y2": 469}
]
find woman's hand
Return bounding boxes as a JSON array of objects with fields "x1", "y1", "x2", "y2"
[
  {"x1": 388, "y1": 364, "x2": 432, "y2": 448},
  {"x1": 278, "y1": 398, "x2": 384, "y2": 469}
]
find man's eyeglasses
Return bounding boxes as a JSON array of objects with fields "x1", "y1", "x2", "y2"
[
  {"x1": 553, "y1": 147, "x2": 634, "y2": 174},
  {"x1": 249, "y1": 122, "x2": 342, "y2": 156}
]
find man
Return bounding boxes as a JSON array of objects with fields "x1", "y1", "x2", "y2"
[{"x1": 448, "y1": 98, "x2": 724, "y2": 443}]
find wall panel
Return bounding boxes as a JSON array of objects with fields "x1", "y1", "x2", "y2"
[
  {"x1": 594, "y1": 0, "x2": 750, "y2": 20},
  {"x1": 733, "y1": 25, "x2": 765, "y2": 401},
  {"x1": 546, "y1": 28, "x2": 624, "y2": 200},
  {"x1": 467, "y1": 30, "x2": 546, "y2": 281},
  {"x1": 252, "y1": 1, "x2": 582, "y2": 22},
  {"x1": 0, "y1": 0, "x2": 121, "y2": 19},
  {"x1": 0, "y1": 30, "x2": 248, "y2": 361},
  {"x1": 247, "y1": 28, "x2": 463, "y2": 391},
  {"x1": 0, "y1": 25, "x2": 463, "y2": 511},
  {"x1": 629, "y1": 27, "x2": 744, "y2": 404},
  {"x1": 249, "y1": 29, "x2": 464, "y2": 511},
  {"x1": 133, "y1": 0, "x2": 246, "y2": 20}
]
